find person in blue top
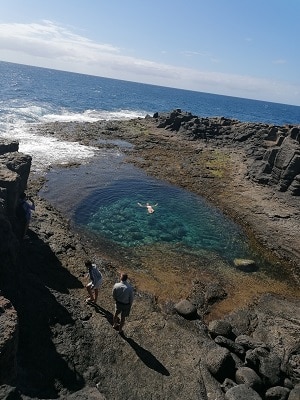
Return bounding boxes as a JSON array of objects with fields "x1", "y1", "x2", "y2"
[{"x1": 85, "y1": 260, "x2": 103, "y2": 304}]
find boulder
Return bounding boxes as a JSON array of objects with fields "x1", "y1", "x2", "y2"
[
  {"x1": 288, "y1": 385, "x2": 300, "y2": 400},
  {"x1": 208, "y1": 319, "x2": 233, "y2": 339},
  {"x1": 225, "y1": 384, "x2": 262, "y2": 399},
  {"x1": 235, "y1": 335, "x2": 267, "y2": 350},
  {"x1": 205, "y1": 346, "x2": 235, "y2": 381},
  {"x1": 174, "y1": 299, "x2": 198, "y2": 319},
  {"x1": 214, "y1": 336, "x2": 245, "y2": 357},
  {"x1": 0, "y1": 141, "x2": 18, "y2": 155},
  {"x1": 68, "y1": 387, "x2": 106, "y2": 399},
  {"x1": 265, "y1": 386, "x2": 290, "y2": 400},
  {"x1": 233, "y1": 258, "x2": 257, "y2": 272},
  {"x1": 235, "y1": 366, "x2": 263, "y2": 392}
]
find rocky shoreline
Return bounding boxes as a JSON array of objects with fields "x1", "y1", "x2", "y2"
[{"x1": 1, "y1": 110, "x2": 299, "y2": 399}]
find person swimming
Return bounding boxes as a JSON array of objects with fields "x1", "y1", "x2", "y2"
[{"x1": 137, "y1": 202, "x2": 158, "y2": 214}]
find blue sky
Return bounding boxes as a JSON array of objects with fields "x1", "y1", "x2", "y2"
[{"x1": 0, "y1": 0, "x2": 299, "y2": 105}]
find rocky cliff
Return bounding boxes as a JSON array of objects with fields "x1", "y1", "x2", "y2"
[
  {"x1": 153, "y1": 109, "x2": 300, "y2": 196},
  {"x1": 0, "y1": 140, "x2": 32, "y2": 386}
]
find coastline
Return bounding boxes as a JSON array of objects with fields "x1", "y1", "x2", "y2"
[
  {"x1": 30, "y1": 111, "x2": 300, "y2": 319},
  {"x1": 2, "y1": 111, "x2": 300, "y2": 399},
  {"x1": 35, "y1": 114, "x2": 300, "y2": 274}
]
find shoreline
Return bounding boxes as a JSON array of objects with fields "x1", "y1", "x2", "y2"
[
  {"x1": 2, "y1": 111, "x2": 299, "y2": 399},
  {"x1": 32, "y1": 113, "x2": 300, "y2": 316}
]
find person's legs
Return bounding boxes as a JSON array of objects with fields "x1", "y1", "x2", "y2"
[
  {"x1": 113, "y1": 310, "x2": 120, "y2": 327},
  {"x1": 94, "y1": 288, "x2": 99, "y2": 303},
  {"x1": 119, "y1": 314, "x2": 126, "y2": 333},
  {"x1": 118, "y1": 305, "x2": 131, "y2": 333},
  {"x1": 86, "y1": 283, "x2": 94, "y2": 302}
]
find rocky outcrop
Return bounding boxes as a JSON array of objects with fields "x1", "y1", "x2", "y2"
[
  {"x1": 0, "y1": 145, "x2": 32, "y2": 217},
  {"x1": 152, "y1": 109, "x2": 300, "y2": 196},
  {"x1": 0, "y1": 297, "x2": 18, "y2": 385},
  {"x1": 200, "y1": 294, "x2": 300, "y2": 399},
  {"x1": 0, "y1": 140, "x2": 32, "y2": 388}
]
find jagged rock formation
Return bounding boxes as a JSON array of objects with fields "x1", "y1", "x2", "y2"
[
  {"x1": 201, "y1": 294, "x2": 300, "y2": 399},
  {"x1": 0, "y1": 140, "x2": 32, "y2": 387},
  {"x1": 152, "y1": 109, "x2": 300, "y2": 195}
]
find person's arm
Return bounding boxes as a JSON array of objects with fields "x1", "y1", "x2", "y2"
[
  {"x1": 137, "y1": 203, "x2": 144, "y2": 207},
  {"x1": 112, "y1": 286, "x2": 117, "y2": 301}
]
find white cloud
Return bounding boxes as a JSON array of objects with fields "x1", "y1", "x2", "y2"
[
  {"x1": 0, "y1": 21, "x2": 299, "y2": 105},
  {"x1": 272, "y1": 59, "x2": 287, "y2": 65}
]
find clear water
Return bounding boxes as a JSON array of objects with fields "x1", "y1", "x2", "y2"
[
  {"x1": 75, "y1": 178, "x2": 251, "y2": 262},
  {"x1": 41, "y1": 145, "x2": 266, "y2": 272}
]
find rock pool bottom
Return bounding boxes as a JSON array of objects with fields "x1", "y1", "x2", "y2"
[{"x1": 40, "y1": 151, "x2": 299, "y2": 315}]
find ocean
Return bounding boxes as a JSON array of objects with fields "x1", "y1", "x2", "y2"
[
  {"x1": 1, "y1": 60, "x2": 299, "y2": 297},
  {"x1": 1, "y1": 60, "x2": 300, "y2": 173}
]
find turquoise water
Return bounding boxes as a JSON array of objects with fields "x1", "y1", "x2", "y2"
[
  {"x1": 74, "y1": 177, "x2": 254, "y2": 264},
  {"x1": 40, "y1": 145, "x2": 266, "y2": 269}
]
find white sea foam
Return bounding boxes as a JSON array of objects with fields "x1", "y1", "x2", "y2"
[
  {"x1": 0, "y1": 105, "x2": 146, "y2": 173},
  {"x1": 41, "y1": 109, "x2": 147, "y2": 123},
  {"x1": 1, "y1": 122, "x2": 97, "y2": 173}
]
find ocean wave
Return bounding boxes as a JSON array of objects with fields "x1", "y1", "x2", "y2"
[
  {"x1": 41, "y1": 108, "x2": 148, "y2": 123},
  {"x1": 0, "y1": 104, "x2": 147, "y2": 173},
  {"x1": 1, "y1": 123, "x2": 97, "y2": 173}
]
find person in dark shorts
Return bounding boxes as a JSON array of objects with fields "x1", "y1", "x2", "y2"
[{"x1": 112, "y1": 273, "x2": 134, "y2": 334}]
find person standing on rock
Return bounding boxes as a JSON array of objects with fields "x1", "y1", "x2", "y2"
[
  {"x1": 17, "y1": 192, "x2": 35, "y2": 239},
  {"x1": 85, "y1": 260, "x2": 103, "y2": 304},
  {"x1": 112, "y1": 273, "x2": 134, "y2": 334}
]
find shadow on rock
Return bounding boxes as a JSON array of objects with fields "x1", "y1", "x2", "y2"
[
  {"x1": 121, "y1": 335, "x2": 170, "y2": 376},
  {"x1": 88, "y1": 303, "x2": 114, "y2": 325},
  {"x1": 1, "y1": 230, "x2": 88, "y2": 397},
  {"x1": 19, "y1": 229, "x2": 83, "y2": 293}
]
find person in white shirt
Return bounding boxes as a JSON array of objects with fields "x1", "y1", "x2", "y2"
[{"x1": 85, "y1": 260, "x2": 103, "y2": 304}]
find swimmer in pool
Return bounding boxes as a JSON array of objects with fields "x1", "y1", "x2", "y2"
[{"x1": 137, "y1": 202, "x2": 158, "y2": 214}]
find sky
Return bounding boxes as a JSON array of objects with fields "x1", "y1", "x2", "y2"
[{"x1": 0, "y1": 0, "x2": 299, "y2": 106}]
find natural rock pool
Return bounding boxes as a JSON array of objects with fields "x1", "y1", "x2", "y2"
[{"x1": 40, "y1": 142, "x2": 298, "y2": 312}]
